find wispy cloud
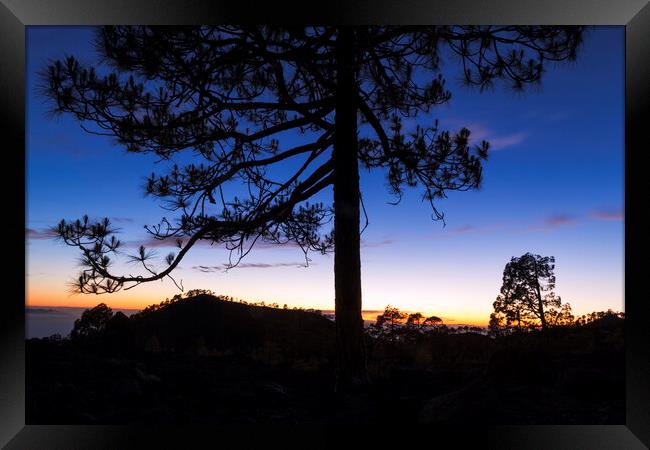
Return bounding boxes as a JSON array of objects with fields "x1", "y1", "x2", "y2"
[
  {"x1": 526, "y1": 214, "x2": 578, "y2": 232},
  {"x1": 26, "y1": 308, "x2": 68, "y2": 316},
  {"x1": 448, "y1": 224, "x2": 478, "y2": 235},
  {"x1": 124, "y1": 236, "x2": 301, "y2": 250},
  {"x1": 543, "y1": 214, "x2": 577, "y2": 227},
  {"x1": 444, "y1": 119, "x2": 528, "y2": 151},
  {"x1": 123, "y1": 235, "x2": 218, "y2": 249},
  {"x1": 122, "y1": 236, "x2": 179, "y2": 249},
  {"x1": 111, "y1": 217, "x2": 134, "y2": 223},
  {"x1": 591, "y1": 208, "x2": 624, "y2": 222},
  {"x1": 443, "y1": 214, "x2": 575, "y2": 237},
  {"x1": 26, "y1": 227, "x2": 56, "y2": 240},
  {"x1": 361, "y1": 238, "x2": 396, "y2": 248},
  {"x1": 126, "y1": 235, "x2": 395, "y2": 251},
  {"x1": 256, "y1": 237, "x2": 394, "y2": 249},
  {"x1": 445, "y1": 223, "x2": 505, "y2": 236},
  {"x1": 193, "y1": 262, "x2": 311, "y2": 272},
  {"x1": 251, "y1": 240, "x2": 302, "y2": 250},
  {"x1": 487, "y1": 132, "x2": 528, "y2": 150},
  {"x1": 439, "y1": 207, "x2": 622, "y2": 238}
]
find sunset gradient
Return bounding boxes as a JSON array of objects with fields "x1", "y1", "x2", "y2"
[{"x1": 26, "y1": 26, "x2": 624, "y2": 325}]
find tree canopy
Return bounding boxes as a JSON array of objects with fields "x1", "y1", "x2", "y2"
[
  {"x1": 45, "y1": 26, "x2": 583, "y2": 295},
  {"x1": 43, "y1": 26, "x2": 584, "y2": 383},
  {"x1": 490, "y1": 252, "x2": 573, "y2": 332},
  {"x1": 70, "y1": 303, "x2": 114, "y2": 340}
]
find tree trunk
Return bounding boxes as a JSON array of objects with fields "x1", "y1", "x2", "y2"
[
  {"x1": 533, "y1": 260, "x2": 547, "y2": 330},
  {"x1": 537, "y1": 293, "x2": 547, "y2": 329},
  {"x1": 333, "y1": 27, "x2": 367, "y2": 388}
]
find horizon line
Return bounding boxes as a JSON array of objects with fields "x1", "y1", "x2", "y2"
[{"x1": 25, "y1": 303, "x2": 489, "y2": 326}]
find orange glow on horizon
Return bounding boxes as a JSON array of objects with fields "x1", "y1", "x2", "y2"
[
  {"x1": 25, "y1": 288, "x2": 166, "y2": 311},
  {"x1": 25, "y1": 290, "x2": 491, "y2": 326}
]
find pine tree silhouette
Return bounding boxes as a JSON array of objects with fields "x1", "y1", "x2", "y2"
[{"x1": 44, "y1": 26, "x2": 583, "y2": 385}]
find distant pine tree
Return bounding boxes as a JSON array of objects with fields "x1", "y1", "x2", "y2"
[{"x1": 491, "y1": 253, "x2": 572, "y2": 332}]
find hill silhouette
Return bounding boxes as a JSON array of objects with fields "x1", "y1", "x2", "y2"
[
  {"x1": 123, "y1": 294, "x2": 335, "y2": 366},
  {"x1": 27, "y1": 293, "x2": 624, "y2": 424}
]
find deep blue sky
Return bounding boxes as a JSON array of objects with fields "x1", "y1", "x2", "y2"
[{"x1": 26, "y1": 26, "x2": 624, "y2": 324}]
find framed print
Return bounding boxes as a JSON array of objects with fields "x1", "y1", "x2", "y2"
[{"x1": 3, "y1": 0, "x2": 649, "y2": 448}]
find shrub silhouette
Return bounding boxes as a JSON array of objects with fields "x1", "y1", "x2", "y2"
[
  {"x1": 70, "y1": 303, "x2": 114, "y2": 341},
  {"x1": 575, "y1": 309, "x2": 624, "y2": 327}
]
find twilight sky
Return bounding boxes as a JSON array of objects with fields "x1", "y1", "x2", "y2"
[{"x1": 25, "y1": 26, "x2": 624, "y2": 325}]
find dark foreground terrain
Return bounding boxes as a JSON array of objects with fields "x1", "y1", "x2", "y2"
[{"x1": 27, "y1": 294, "x2": 624, "y2": 424}]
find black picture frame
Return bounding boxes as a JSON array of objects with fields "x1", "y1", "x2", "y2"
[{"x1": 3, "y1": 0, "x2": 649, "y2": 447}]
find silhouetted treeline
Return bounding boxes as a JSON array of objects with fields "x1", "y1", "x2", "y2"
[
  {"x1": 26, "y1": 291, "x2": 623, "y2": 424},
  {"x1": 132, "y1": 289, "x2": 324, "y2": 320}
]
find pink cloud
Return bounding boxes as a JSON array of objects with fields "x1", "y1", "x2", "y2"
[
  {"x1": 591, "y1": 208, "x2": 624, "y2": 222},
  {"x1": 543, "y1": 214, "x2": 576, "y2": 227},
  {"x1": 444, "y1": 223, "x2": 506, "y2": 236},
  {"x1": 361, "y1": 238, "x2": 396, "y2": 248},
  {"x1": 448, "y1": 224, "x2": 478, "y2": 235},
  {"x1": 526, "y1": 214, "x2": 579, "y2": 232},
  {"x1": 26, "y1": 228, "x2": 57, "y2": 240},
  {"x1": 438, "y1": 208, "x2": 621, "y2": 238}
]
